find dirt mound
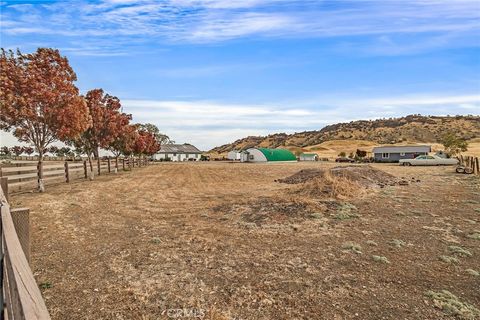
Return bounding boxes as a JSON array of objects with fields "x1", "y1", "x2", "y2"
[
  {"x1": 278, "y1": 165, "x2": 398, "y2": 188},
  {"x1": 277, "y1": 169, "x2": 326, "y2": 184},
  {"x1": 214, "y1": 196, "x2": 325, "y2": 226}
]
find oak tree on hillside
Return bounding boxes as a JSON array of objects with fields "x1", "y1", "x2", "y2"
[
  {"x1": 0, "y1": 48, "x2": 90, "y2": 190},
  {"x1": 442, "y1": 133, "x2": 468, "y2": 157}
]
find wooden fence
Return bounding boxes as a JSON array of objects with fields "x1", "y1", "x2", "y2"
[
  {"x1": 458, "y1": 155, "x2": 480, "y2": 175},
  {"x1": 0, "y1": 157, "x2": 150, "y2": 193},
  {"x1": 1, "y1": 175, "x2": 51, "y2": 319}
]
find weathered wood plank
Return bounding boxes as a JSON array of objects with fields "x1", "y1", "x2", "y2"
[
  {"x1": 1, "y1": 166, "x2": 38, "y2": 173},
  {"x1": 1, "y1": 186, "x2": 51, "y2": 319}
]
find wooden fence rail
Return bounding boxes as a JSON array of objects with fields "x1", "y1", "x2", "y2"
[
  {"x1": 458, "y1": 155, "x2": 480, "y2": 175},
  {"x1": 0, "y1": 157, "x2": 150, "y2": 194},
  {"x1": 1, "y1": 176, "x2": 51, "y2": 319}
]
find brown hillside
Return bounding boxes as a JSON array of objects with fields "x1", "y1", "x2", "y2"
[{"x1": 210, "y1": 115, "x2": 480, "y2": 153}]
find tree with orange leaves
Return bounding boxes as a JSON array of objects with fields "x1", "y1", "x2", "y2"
[
  {"x1": 70, "y1": 88, "x2": 131, "y2": 177},
  {"x1": 109, "y1": 124, "x2": 137, "y2": 158},
  {"x1": 133, "y1": 127, "x2": 161, "y2": 156},
  {"x1": 0, "y1": 48, "x2": 90, "y2": 190}
]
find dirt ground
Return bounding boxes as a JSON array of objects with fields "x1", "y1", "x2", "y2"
[{"x1": 10, "y1": 162, "x2": 480, "y2": 320}]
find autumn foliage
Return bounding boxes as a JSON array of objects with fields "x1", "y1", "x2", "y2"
[
  {"x1": 0, "y1": 48, "x2": 91, "y2": 159},
  {"x1": 71, "y1": 88, "x2": 132, "y2": 158},
  {"x1": 133, "y1": 128, "x2": 161, "y2": 156},
  {"x1": 1, "y1": 47, "x2": 167, "y2": 176}
]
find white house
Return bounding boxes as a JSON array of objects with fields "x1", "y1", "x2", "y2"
[
  {"x1": 227, "y1": 150, "x2": 242, "y2": 161},
  {"x1": 153, "y1": 144, "x2": 203, "y2": 161}
]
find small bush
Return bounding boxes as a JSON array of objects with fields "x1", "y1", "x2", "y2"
[
  {"x1": 39, "y1": 282, "x2": 52, "y2": 289},
  {"x1": 334, "y1": 202, "x2": 359, "y2": 220},
  {"x1": 151, "y1": 237, "x2": 161, "y2": 244},
  {"x1": 425, "y1": 290, "x2": 480, "y2": 319},
  {"x1": 448, "y1": 246, "x2": 473, "y2": 257},
  {"x1": 309, "y1": 212, "x2": 323, "y2": 219},
  {"x1": 372, "y1": 255, "x2": 390, "y2": 264},
  {"x1": 439, "y1": 255, "x2": 459, "y2": 264},
  {"x1": 342, "y1": 242, "x2": 362, "y2": 254},
  {"x1": 389, "y1": 239, "x2": 406, "y2": 248},
  {"x1": 466, "y1": 232, "x2": 480, "y2": 240},
  {"x1": 465, "y1": 269, "x2": 479, "y2": 277},
  {"x1": 366, "y1": 240, "x2": 378, "y2": 246},
  {"x1": 463, "y1": 199, "x2": 479, "y2": 204}
]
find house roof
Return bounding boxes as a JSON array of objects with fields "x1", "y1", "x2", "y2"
[
  {"x1": 372, "y1": 145, "x2": 431, "y2": 153},
  {"x1": 300, "y1": 153, "x2": 317, "y2": 157},
  {"x1": 256, "y1": 148, "x2": 297, "y2": 161},
  {"x1": 157, "y1": 144, "x2": 202, "y2": 154}
]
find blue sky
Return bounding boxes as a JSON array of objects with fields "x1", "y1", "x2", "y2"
[{"x1": 1, "y1": 0, "x2": 479, "y2": 149}]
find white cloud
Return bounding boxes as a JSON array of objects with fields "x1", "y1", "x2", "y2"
[
  {"x1": 1, "y1": 94, "x2": 478, "y2": 150},
  {"x1": 115, "y1": 94, "x2": 479, "y2": 149},
  {"x1": 1, "y1": 0, "x2": 479, "y2": 53}
]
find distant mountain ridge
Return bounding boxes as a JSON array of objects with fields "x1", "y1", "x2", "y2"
[{"x1": 210, "y1": 115, "x2": 480, "y2": 153}]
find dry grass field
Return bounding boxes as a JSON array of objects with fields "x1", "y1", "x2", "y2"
[{"x1": 10, "y1": 162, "x2": 480, "y2": 320}]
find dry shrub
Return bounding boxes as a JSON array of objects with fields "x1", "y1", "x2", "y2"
[{"x1": 294, "y1": 170, "x2": 367, "y2": 200}]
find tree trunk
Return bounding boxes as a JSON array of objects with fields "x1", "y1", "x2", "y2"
[
  {"x1": 37, "y1": 149, "x2": 45, "y2": 192},
  {"x1": 96, "y1": 146, "x2": 101, "y2": 176},
  {"x1": 87, "y1": 153, "x2": 94, "y2": 180}
]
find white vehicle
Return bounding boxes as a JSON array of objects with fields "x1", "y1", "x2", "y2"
[{"x1": 399, "y1": 155, "x2": 459, "y2": 166}]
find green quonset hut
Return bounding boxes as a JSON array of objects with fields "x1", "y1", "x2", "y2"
[{"x1": 241, "y1": 148, "x2": 297, "y2": 162}]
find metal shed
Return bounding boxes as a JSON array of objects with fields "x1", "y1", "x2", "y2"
[
  {"x1": 227, "y1": 150, "x2": 242, "y2": 161},
  {"x1": 241, "y1": 148, "x2": 297, "y2": 162},
  {"x1": 299, "y1": 153, "x2": 318, "y2": 161}
]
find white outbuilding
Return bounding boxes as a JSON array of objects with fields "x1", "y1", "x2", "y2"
[{"x1": 227, "y1": 150, "x2": 242, "y2": 161}]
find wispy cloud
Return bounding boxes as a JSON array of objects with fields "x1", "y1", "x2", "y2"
[
  {"x1": 1, "y1": 0, "x2": 479, "y2": 55},
  {"x1": 1, "y1": 93, "x2": 477, "y2": 149}
]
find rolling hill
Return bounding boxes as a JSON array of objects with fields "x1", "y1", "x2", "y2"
[{"x1": 210, "y1": 115, "x2": 480, "y2": 157}]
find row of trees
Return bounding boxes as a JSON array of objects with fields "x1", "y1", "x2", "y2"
[
  {"x1": 1, "y1": 48, "x2": 165, "y2": 187},
  {"x1": 1, "y1": 145, "x2": 35, "y2": 157},
  {"x1": 0, "y1": 145, "x2": 82, "y2": 158}
]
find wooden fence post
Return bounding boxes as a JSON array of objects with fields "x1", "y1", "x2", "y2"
[
  {"x1": 1, "y1": 176, "x2": 8, "y2": 202},
  {"x1": 83, "y1": 160, "x2": 88, "y2": 179},
  {"x1": 122, "y1": 158, "x2": 126, "y2": 171},
  {"x1": 475, "y1": 157, "x2": 479, "y2": 175},
  {"x1": 115, "y1": 157, "x2": 119, "y2": 171},
  {"x1": 97, "y1": 157, "x2": 101, "y2": 176},
  {"x1": 10, "y1": 207, "x2": 31, "y2": 264},
  {"x1": 64, "y1": 161, "x2": 70, "y2": 183},
  {"x1": 107, "y1": 157, "x2": 111, "y2": 173}
]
